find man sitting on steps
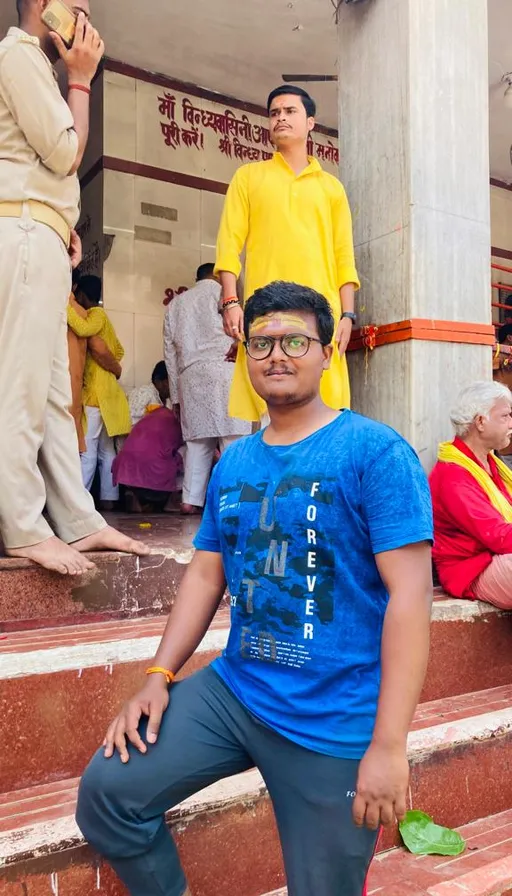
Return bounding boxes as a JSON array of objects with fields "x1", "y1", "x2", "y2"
[
  {"x1": 77, "y1": 281, "x2": 433, "y2": 896},
  {"x1": 430, "y1": 381, "x2": 512, "y2": 607}
]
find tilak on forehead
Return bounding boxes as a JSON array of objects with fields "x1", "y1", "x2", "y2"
[{"x1": 250, "y1": 312, "x2": 310, "y2": 333}]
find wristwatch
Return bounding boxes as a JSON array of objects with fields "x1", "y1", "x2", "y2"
[{"x1": 342, "y1": 312, "x2": 357, "y2": 323}]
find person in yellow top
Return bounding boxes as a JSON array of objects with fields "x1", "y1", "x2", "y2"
[
  {"x1": 67, "y1": 275, "x2": 131, "y2": 509},
  {"x1": 216, "y1": 84, "x2": 359, "y2": 422},
  {"x1": 0, "y1": 0, "x2": 147, "y2": 574}
]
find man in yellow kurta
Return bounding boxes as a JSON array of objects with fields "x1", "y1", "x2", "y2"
[
  {"x1": 67, "y1": 275, "x2": 131, "y2": 509},
  {"x1": 216, "y1": 85, "x2": 359, "y2": 421}
]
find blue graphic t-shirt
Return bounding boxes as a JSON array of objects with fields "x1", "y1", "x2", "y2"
[{"x1": 194, "y1": 411, "x2": 433, "y2": 759}]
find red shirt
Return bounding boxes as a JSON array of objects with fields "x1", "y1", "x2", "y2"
[{"x1": 429, "y1": 437, "x2": 512, "y2": 598}]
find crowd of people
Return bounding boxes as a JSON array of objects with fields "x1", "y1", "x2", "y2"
[{"x1": 1, "y1": 3, "x2": 511, "y2": 896}]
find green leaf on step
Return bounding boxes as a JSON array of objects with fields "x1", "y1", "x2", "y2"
[{"x1": 399, "y1": 810, "x2": 466, "y2": 856}]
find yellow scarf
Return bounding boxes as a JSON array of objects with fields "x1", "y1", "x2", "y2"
[{"x1": 438, "y1": 442, "x2": 512, "y2": 523}]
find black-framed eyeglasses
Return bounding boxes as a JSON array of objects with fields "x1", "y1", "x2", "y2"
[{"x1": 245, "y1": 333, "x2": 325, "y2": 360}]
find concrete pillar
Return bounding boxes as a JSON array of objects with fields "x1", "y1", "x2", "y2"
[{"x1": 338, "y1": 0, "x2": 492, "y2": 469}]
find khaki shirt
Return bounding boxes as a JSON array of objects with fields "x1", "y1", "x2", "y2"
[{"x1": 0, "y1": 27, "x2": 80, "y2": 228}]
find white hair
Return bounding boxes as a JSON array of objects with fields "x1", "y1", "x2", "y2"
[{"x1": 450, "y1": 381, "x2": 512, "y2": 438}]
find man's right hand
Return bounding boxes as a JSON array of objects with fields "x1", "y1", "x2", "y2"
[
  {"x1": 51, "y1": 12, "x2": 104, "y2": 85},
  {"x1": 103, "y1": 675, "x2": 170, "y2": 763},
  {"x1": 222, "y1": 304, "x2": 245, "y2": 341}
]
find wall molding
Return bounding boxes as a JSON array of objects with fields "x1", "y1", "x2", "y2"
[
  {"x1": 80, "y1": 156, "x2": 103, "y2": 190},
  {"x1": 103, "y1": 58, "x2": 339, "y2": 139},
  {"x1": 492, "y1": 246, "x2": 512, "y2": 262},
  {"x1": 80, "y1": 156, "x2": 229, "y2": 195},
  {"x1": 490, "y1": 177, "x2": 512, "y2": 192}
]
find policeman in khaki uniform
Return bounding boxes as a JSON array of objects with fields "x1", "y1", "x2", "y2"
[{"x1": 0, "y1": 0, "x2": 147, "y2": 574}]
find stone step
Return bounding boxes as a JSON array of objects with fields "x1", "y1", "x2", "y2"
[
  {"x1": 2, "y1": 563, "x2": 511, "y2": 705},
  {"x1": 0, "y1": 550, "x2": 191, "y2": 632},
  {"x1": 422, "y1": 598, "x2": 512, "y2": 702},
  {"x1": 368, "y1": 809, "x2": 512, "y2": 895},
  {"x1": 3, "y1": 686, "x2": 512, "y2": 894},
  {"x1": 0, "y1": 772, "x2": 284, "y2": 896},
  {"x1": 0, "y1": 514, "x2": 199, "y2": 632},
  {"x1": 2, "y1": 586, "x2": 511, "y2": 799},
  {"x1": 1, "y1": 609, "x2": 229, "y2": 793},
  {"x1": 397, "y1": 683, "x2": 512, "y2": 846},
  {"x1": 263, "y1": 810, "x2": 512, "y2": 894},
  {"x1": 2, "y1": 512, "x2": 511, "y2": 708}
]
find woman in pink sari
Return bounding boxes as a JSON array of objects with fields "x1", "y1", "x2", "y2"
[{"x1": 112, "y1": 407, "x2": 183, "y2": 513}]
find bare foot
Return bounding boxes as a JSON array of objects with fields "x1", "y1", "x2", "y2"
[
  {"x1": 181, "y1": 503, "x2": 203, "y2": 515},
  {"x1": 125, "y1": 490, "x2": 143, "y2": 514},
  {"x1": 6, "y1": 537, "x2": 96, "y2": 576},
  {"x1": 163, "y1": 492, "x2": 180, "y2": 513},
  {"x1": 71, "y1": 525, "x2": 150, "y2": 556},
  {"x1": 163, "y1": 502, "x2": 202, "y2": 515},
  {"x1": 99, "y1": 500, "x2": 117, "y2": 512}
]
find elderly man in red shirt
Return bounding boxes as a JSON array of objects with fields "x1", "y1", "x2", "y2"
[{"x1": 429, "y1": 381, "x2": 512, "y2": 607}]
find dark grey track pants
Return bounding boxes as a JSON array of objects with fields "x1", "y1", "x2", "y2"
[{"x1": 77, "y1": 666, "x2": 378, "y2": 896}]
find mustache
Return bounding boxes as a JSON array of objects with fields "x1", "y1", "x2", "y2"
[{"x1": 264, "y1": 365, "x2": 294, "y2": 376}]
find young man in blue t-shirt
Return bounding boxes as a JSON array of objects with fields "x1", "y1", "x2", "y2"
[{"x1": 77, "y1": 281, "x2": 434, "y2": 896}]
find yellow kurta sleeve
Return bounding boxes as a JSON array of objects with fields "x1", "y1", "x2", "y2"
[
  {"x1": 331, "y1": 182, "x2": 360, "y2": 291},
  {"x1": 112, "y1": 334, "x2": 124, "y2": 362},
  {"x1": 215, "y1": 165, "x2": 250, "y2": 279},
  {"x1": 67, "y1": 305, "x2": 105, "y2": 338}
]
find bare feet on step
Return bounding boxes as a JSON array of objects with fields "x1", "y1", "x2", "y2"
[
  {"x1": 71, "y1": 525, "x2": 150, "y2": 556},
  {"x1": 6, "y1": 537, "x2": 96, "y2": 576}
]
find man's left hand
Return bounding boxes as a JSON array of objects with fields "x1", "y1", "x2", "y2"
[
  {"x1": 352, "y1": 741, "x2": 409, "y2": 830},
  {"x1": 69, "y1": 230, "x2": 82, "y2": 269},
  {"x1": 335, "y1": 317, "x2": 353, "y2": 356}
]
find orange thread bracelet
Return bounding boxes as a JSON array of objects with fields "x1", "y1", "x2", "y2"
[
  {"x1": 69, "y1": 83, "x2": 91, "y2": 95},
  {"x1": 146, "y1": 666, "x2": 175, "y2": 685}
]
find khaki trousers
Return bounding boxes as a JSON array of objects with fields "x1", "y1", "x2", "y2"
[{"x1": 0, "y1": 212, "x2": 105, "y2": 549}]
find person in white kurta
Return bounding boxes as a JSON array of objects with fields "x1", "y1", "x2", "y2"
[
  {"x1": 128, "y1": 361, "x2": 170, "y2": 427},
  {"x1": 164, "y1": 264, "x2": 251, "y2": 512}
]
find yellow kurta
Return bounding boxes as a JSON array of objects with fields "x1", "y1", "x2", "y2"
[
  {"x1": 215, "y1": 152, "x2": 360, "y2": 421},
  {"x1": 66, "y1": 305, "x2": 131, "y2": 438}
]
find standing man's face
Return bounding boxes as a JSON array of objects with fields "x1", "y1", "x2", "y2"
[
  {"x1": 268, "y1": 95, "x2": 315, "y2": 148},
  {"x1": 39, "y1": 0, "x2": 91, "y2": 61}
]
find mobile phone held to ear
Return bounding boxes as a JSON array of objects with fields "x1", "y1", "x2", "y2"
[{"x1": 41, "y1": 0, "x2": 77, "y2": 47}]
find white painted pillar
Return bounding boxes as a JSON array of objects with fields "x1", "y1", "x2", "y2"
[{"x1": 338, "y1": 0, "x2": 491, "y2": 469}]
